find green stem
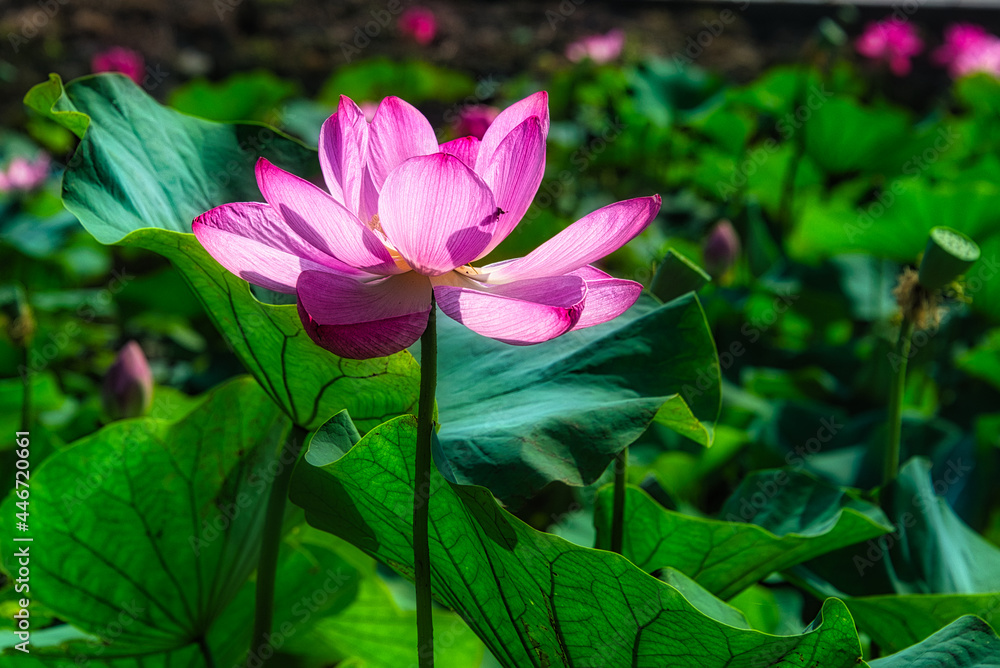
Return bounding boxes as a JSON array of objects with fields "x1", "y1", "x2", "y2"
[
  {"x1": 777, "y1": 69, "x2": 810, "y2": 228},
  {"x1": 248, "y1": 425, "x2": 306, "y2": 668},
  {"x1": 884, "y1": 319, "x2": 914, "y2": 488},
  {"x1": 415, "y1": 297, "x2": 437, "y2": 668},
  {"x1": 610, "y1": 447, "x2": 628, "y2": 555},
  {"x1": 20, "y1": 344, "x2": 31, "y2": 434}
]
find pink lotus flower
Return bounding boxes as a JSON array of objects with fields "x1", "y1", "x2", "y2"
[
  {"x1": 0, "y1": 153, "x2": 50, "y2": 193},
  {"x1": 92, "y1": 47, "x2": 145, "y2": 84},
  {"x1": 452, "y1": 105, "x2": 499, "y2": 140},
  {"x1": 193, "y1": 92, "x2": 660, "y2": 359},
  {"x1": 566, "y1": 29, "x2": 625, "y2": 64},
  {"x1": 855, "y1": 20, "x2": 924, "y2": 76},
  {"x1": 399, "y1": 7, "x2": 437, "y2": 46},
  {"x1": 934, "y1": 24, "x2": 1000, "y2": 78}
]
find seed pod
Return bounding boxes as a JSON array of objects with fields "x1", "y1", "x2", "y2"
[{"x1": 918, "y1": 226, "x2": 980, "y2": 291}]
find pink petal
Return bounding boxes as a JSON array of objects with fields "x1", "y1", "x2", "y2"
[
  {"x1": 378, "y1": 153, "x2": 498, "y2": 276},
  {"x1": 439, "y1": 136, "x2": 480, "y2": 168},
  {"x1": 567, "y1": 266, "x2": 642, "y2": 330},
  {"x1": 434, "y1": 274, "x2": 584, "y2": 345},
  {"x1": 256, "y1": 158, "x2": 400, "y2": 274},
  {"x1": 193, "y1": 202, "x2": 366, "y2": 293},
  {"x1": 319, "y1": 96, "x2": 369, "y2": 214},
  {"x1": 297, "y1": 270, "x2": 432, "y2": 359},
  {"x1": 475, "y1": 116, "x2": 546, "y2": 260},
  {"x1": 357, "y1": 166, "x2": 381, "y2": 223},
  {"x1": 484, "y1": 195, "x2": 661, "y2": 282},
  {"x1": 476, "y1": 91, "x2": 549, "y2": 174},
  {"x1": 367, "y1": 97, "x2": 439, "y2": 190}
]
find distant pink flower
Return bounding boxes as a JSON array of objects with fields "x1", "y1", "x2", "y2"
[
  {"x1": 92, "y1": 47, "x2": 145, "y2": 84},
  {"x1": 566, "y1": 29, "x2": 625, "y2": 64},
  {"x1": 934, "y1": 24, "x2": 1000, "y2": 78},
  {"x1": 953, "y1": 41, "x2": 1000, "y2": 78},
  {"x1": 453, "y1": 105, "x2": 499, "y2": 140},
  {"x1": 359, "y1": 101, "x2": 379, "y2": 122},
  {"x1": 399, "y1": 7, "x2": 437, "y2": 46},
  {"x1": 0, "y1": 153, "x2": 50, "y2": 193},
  {"x1": 855, "y1": 20, "x2": 924, "y2": 76},
  {"x1": 193, "y1": 92, "x2": 661, "y2": 359}
]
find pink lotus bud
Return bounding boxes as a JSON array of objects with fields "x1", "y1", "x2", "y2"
[
  {"x1": 703, "y1": 220, "x2": 741, "y2": 277},
  {"x1": 399, "y1": 7, "x2": 437, "y2": 46},
  {"x1": 566, "y1": 29, "x2": 625, "y2": 64},
  {"x1": 92, "y1": 47, "x2": 146, "y2": 84},
  {"x1": 453, "y1": 105, "x2": 499, "y2": 140},
  {"x1": 0, "y1": 153, "x2": 50, "y2": 193},
  {"x1": 102, "y1": 341, "x2": 154, "y2": 420},
  {"x1": 855, "y1": 19, "x2": 923, "y2": 76}
]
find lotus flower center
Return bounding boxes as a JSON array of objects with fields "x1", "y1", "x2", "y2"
[{"x1": 366, "y1": 214, "x2": 413, "y2": 272}]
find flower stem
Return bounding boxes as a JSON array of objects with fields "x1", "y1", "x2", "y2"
[
  {"x1": 20, "y1": 345, "x2": 31, "y2": 434},
  {"x1": 884, "y1": 319, "x2": 914, "y2": 488},
  {"x1": 610, "y1": 447, "x2": 628, "y2": 555},
  {"x1": 415, "y1": 297, "x2": 437, "y2": 668},
  {"x1": 248, "y1": 425, "x2": 306, "y2": 668}
]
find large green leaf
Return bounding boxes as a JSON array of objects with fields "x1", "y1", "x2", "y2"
[
  {"x1": 318, "y1": 58, "x2": 475, "y2": 106},
  {"x1": 800, "y1": 458, "x2": 1000, "y2": 598},
  {"x1": 168, "y1": 70, "x2": 299, "y2": 123},
  {"x1": 958, "y1": 329, "x2": 1000, "y2": 392},
  {"x1": 790, "y1": 180, "x2": 1000, "y2": 263},
  {"x1": 24, "y1": 73, "x2": 420, "y2": 430},
  {"x1": 284, "y1": 543, "x2": 485, "y2": 668},
  {"x1": 847, "y1": 595, "x2": 1000, "y2": 656},
  {"x1": 432, "y1": 293, "x2": 721, "y2": 504},
  {"x1": 803, "y1": 96, "x2": 911, "y2": 175},
  {"x1": 0, "y1": 377, "x2": 298, "y2": 665},
  {"x1": 1, "y1": 646, "x2": 201, "y2": 667},
  {"x1": 788, "y1": 458, "x2": 1000, "y2": 653},
  {"x1": 0, "y1": 524, "x2": 370, "y2": 667},
  {"x1": 593, "y1": 482, "x2": 893, "y2": 599},
  {"x1": 868, "y1": 616, "x2": 1000, "y2": 667},
  {"x1": 879, "y1": 459, "x2": 1000, "y2": 594},
  {"x1": 290, "y1": 413, "x2": 868, "y2": 667}
]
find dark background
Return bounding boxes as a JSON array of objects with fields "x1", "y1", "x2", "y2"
[{"x1": 3, "y1": 0, "x2": 1000, "y2": 127}]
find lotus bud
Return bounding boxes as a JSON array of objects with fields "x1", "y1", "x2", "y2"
[
  {"x1": 102, "y1": 341, "x2": 153, "y2": 420},
  {"x1": 702, "y1": 220, "x2": 741, "y2": 277}
]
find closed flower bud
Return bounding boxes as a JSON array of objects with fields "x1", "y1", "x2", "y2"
[
  {"x1": 102, "y1": 341, "x2": 153, "y2": 420},
  {"x1": 702, "y1": 220, "x2": 740, "y2": 277}
]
